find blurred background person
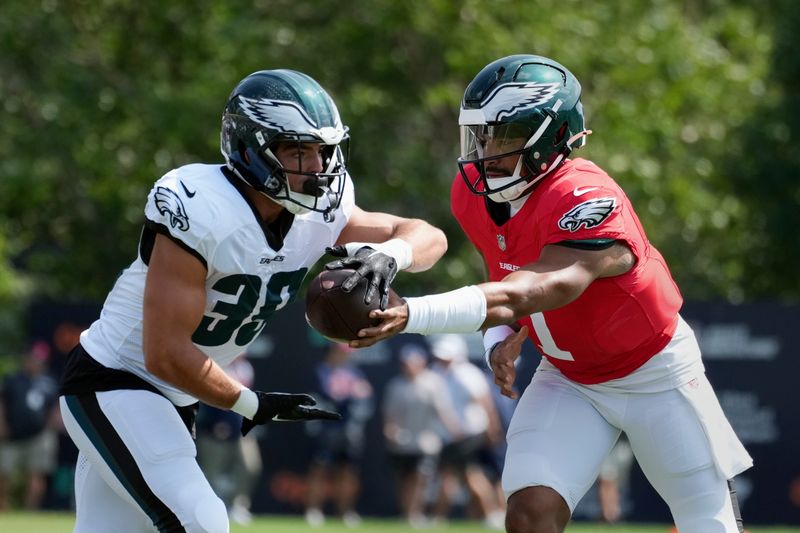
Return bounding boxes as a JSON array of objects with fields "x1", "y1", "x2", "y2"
[
  {"x1": 477, "y1": 349, "x2": 521, "y2": 524},
  {"x1": 428, "y1": 334, "x2": 505, "y2": 530},
  {"x1": 596, "y1": 435, "x2": 635, "y2": 524},
  {"x1": 0, "y1": 341, "x2": 60, "y2": 510},
  {"x1": 195, "y1": 354, "x2": 263, "y2": 525},
  {"x1": 305, "y1": 342, "x2": 375, "y2": 527},
  {"x1": 382, "y1": 344, "x2": 461, "y2": 528}
]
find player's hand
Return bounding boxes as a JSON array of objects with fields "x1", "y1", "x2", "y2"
[
  {"x1": 240, "y1": 392, "x2": 342, "y2": 436},
  {"x1": 349, "y1": 291, "x2": 407, "y2": 348},
  {"x1": 489, "y1": 326, "x2": 528, "y2": 399},
  {"x1": 325, "y1": 245, "x2": 398, "y2": 309}
]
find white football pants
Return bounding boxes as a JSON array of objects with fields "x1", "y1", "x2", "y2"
[
  {"x1": 502, "y1": 370, "x2": 749, "y2": 532},
  {"x1": 60, "y1": 390, "x2": 228, "y2": 533}
]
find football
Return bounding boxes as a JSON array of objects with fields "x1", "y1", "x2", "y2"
[{"x1": 305, "y1": 268, "x2": 393, "y2": 342}]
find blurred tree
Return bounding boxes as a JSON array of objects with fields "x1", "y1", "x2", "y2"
[
  {"x1": 720, "y1": 0, "x2": 800, "y2": 301},
  {"x1": 0, "y1": 0, "x2": 797, "y2": 350}
]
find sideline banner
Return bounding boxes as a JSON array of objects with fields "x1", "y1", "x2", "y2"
[{"x1": 625, "y1": 302, "x2": 799, "y2": 524}]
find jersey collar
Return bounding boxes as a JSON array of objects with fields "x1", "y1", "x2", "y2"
[{"x1": 221, "y1": 166, "x2": 295, "y2": 251}]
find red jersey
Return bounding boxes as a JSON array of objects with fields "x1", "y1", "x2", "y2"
[{"x1": 451, "y1": 159, "x2": 683, "y2": 384}]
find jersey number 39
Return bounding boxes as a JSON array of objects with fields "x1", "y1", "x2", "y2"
[{"x1": 192, "y1": 269, "x2": 307, "y2": 347}]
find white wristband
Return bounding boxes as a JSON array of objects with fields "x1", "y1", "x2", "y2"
[
  {"x1": 231, "y1": 388, "x2": 258, "y2": 419},
  {"x1": 483, "y1": 325, "x2": 515, "y2": 370},
  {"x1": 402, "y1": 285, "x2": 487, "y2": 335},
  {"x1": 344, "y1": 238, "x2": 413, "y2": 270}
]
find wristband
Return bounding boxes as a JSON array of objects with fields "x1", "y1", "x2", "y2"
[
  {"x1": 483, "y1": 325, "x2": 515, "y2": 369},
  {"x1": 343, "y1": 238, "x2": 413, "y2": 270},
  {"x1": 231, "y1": 387, "x2": 258, "y2": 419},
  {"x1": 402, "y1": 285, "x2": 487, "y2": 335}
]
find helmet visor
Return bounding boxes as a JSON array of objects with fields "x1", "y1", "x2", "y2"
[
  {"x1": 459, "y1": 123, "x2": 534, "y2": 161},
  {"x1": 458, "y1": 123, "x2": 534, "y2": 197}
]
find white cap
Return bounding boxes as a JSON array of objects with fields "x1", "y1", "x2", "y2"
[{"x1": 430, "y1": 334, "x2": 468, "y2": 362}]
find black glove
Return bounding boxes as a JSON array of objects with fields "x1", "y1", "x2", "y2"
[
  {"x1": 325, "y1": 245, "x2": 398, "y2": 309},
  {"x1": 240, "y1": 392, "x2": 341, "y2": 436}
]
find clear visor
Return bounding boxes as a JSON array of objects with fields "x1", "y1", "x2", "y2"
[{"x1": 459, "y1": 123, "x2": 534, "y2": 161}]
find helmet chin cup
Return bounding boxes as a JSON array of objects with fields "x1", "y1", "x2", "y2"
[
  {"x1": 487, "y1": 176, "x2": 528, "y2": 202},
  {"x1": 278, "y1": 197, "x2": 312, "y2": 215},
  {"x1": 271, "y1": 185, "x2": 338, "y2": 216}
]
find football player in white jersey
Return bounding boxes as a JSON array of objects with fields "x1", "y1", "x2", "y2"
[{"x1": 58, "y1": 69, "x2": 447, "y2": 533}]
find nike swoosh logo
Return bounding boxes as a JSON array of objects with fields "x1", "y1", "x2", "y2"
[
  {"x1": 179, "y1": 181, "x2": 196, "y2": 198},
  {"x1": 573, "y1": 186, "x2": 599, "y2": 196}
]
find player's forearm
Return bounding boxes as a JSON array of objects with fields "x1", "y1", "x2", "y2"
[
  {"x1": 480, "y1": 268, "x2": 590, "y2": 326},
  {"x1": 144, "y1": 341, "x2": 242, "y2": 409},
  {"x1": 390, "y1": 218, "x2": 447, "y2": 272},
  {"x1": 402, "y1": 269, "x2": 591, "y2": 335}
]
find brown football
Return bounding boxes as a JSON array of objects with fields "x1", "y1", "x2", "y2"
[{"x1": 305, "y1": 268, "x2": 394, "y2": 342}]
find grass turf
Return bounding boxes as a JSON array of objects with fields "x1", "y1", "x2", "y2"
[{"x1": 1, "y1": 513, "x2": 799, "y2": 533}]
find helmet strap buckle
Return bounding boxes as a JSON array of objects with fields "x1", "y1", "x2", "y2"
[{"x1": 566, "y1": 129, "x2": 592, "y2": 149}]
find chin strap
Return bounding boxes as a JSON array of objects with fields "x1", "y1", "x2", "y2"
[
  {"x1": 486, "y1": 154, "x2": 560, "y2": 203},
  {"x1": 566, "y1": 129, "x2": 592, "y2": 149}
]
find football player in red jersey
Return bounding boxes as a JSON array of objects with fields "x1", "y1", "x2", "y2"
[{"x1": 355, "y1": 55, "x2": 751, "y2": 532}]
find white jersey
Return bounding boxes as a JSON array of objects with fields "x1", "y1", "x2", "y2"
[{"x1": 81, "y1": 163, "x2": 354, "y2": 406}]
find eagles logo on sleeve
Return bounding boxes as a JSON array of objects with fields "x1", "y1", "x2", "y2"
[
  {"x1": 558, "y1": 197, "x2": 616, "y2": 232},
  {"x1": 154, "y1": 186, "x2": 190, "y2": 231}
]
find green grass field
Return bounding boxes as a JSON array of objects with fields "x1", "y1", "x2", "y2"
[{"x1": 0, "y1": 513, "x2": 798, "y2": 533}]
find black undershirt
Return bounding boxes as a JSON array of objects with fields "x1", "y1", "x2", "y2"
[
  {"x1": 59, "y1": 344, "x2": 198, "y2": 437},
  {"x1": 485, "y1": 197, "x2": 511, "y2": 226},
  {"x1": 221, "y1": 166, "x2": 295, "y2": 251}
]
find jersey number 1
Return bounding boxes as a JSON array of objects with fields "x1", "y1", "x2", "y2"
[{"x1": 530, "y1": 312, "x2": 574, "y2": 361}]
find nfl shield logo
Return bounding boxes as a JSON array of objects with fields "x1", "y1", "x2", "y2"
[{"x1": 497, "y1": 234, "x2": 506, "y2": 251}]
